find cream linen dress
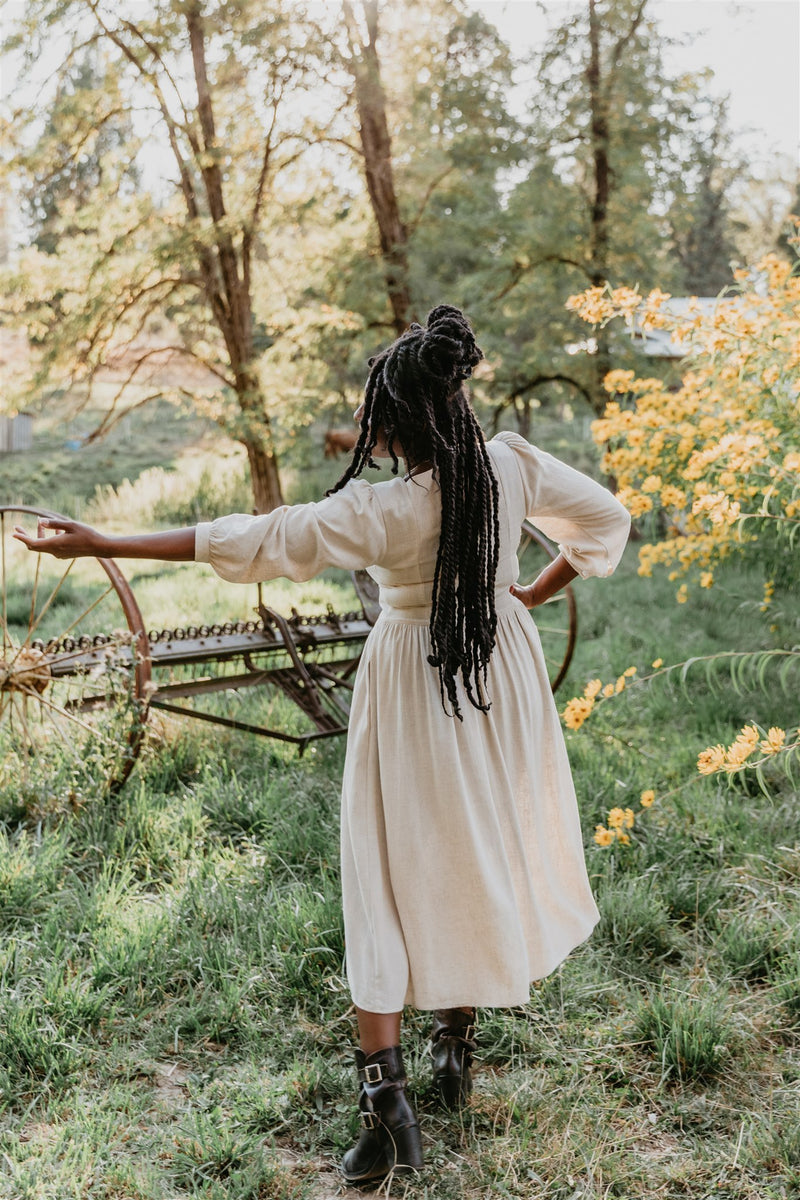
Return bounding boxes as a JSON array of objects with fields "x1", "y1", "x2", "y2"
[{"x1": 195, "y1": 432, "x2": 631, "y2": 1013}]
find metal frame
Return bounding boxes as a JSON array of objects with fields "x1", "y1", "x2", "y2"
[{"x1": 2, "y1": 506, "x2": 579, "y2": 786}]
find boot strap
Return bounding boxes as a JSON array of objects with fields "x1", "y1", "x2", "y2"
[{"x1": 433, "y1": 1025, "x2": 476, "y2": 1046}]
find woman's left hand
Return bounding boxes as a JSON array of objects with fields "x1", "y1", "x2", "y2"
[{"x1": 509, "y1": 581, "x2": 540, "y2": 608}]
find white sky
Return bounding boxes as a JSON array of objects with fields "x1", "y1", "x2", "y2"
[{"x1": 473, "y1": 0, "x2": 800, "y2": 169}]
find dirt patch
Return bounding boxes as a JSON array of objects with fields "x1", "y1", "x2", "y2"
[
  {"x1": 17, "y1": 1121, "x2": 59, "y2": 1146},
  {"x1": 152, "y1": 1060, "x2": 190, "y2": 1109}
]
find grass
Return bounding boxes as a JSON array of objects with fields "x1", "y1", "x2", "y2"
[{"x1": 1, "y1": 419, "x2": 800, "y2": 1197}]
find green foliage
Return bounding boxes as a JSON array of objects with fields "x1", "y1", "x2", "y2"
[{"x1": 635, "y1": 989, "x2": 734, "y2": 1084}]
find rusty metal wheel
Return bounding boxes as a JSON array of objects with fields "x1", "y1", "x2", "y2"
[
  {"x1": 517, "y1": 520, "x2": 578, "y2": 693},
  {"x1": 0, "y1": 506, "x2": 151, "y2": 801}
]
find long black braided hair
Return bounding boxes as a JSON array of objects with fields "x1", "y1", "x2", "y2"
[{"x1": 329, "y1": 304, "x2": 500, "y2": 719}]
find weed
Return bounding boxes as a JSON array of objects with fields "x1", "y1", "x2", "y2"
[{"x1": 635, "y1": 988, "x2": 735, "y2": 1084}]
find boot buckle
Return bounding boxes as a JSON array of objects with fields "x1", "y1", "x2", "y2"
[
  {"x1": 363, "y1": 1062, "x2": 383, "y2": 1084},
  {"x1": 360, "y1": 1109, "x2": 380, "y2": 1130},
  {"x1": 463, "y1": 1025, "x2": 476, "y2": 1042}
]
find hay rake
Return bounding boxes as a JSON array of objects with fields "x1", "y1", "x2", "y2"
[{"x1": 0, "y1": 505, "x2": 576, "y2": 792}]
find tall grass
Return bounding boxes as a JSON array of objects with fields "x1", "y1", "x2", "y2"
[{"x1": 1, "y1": 433, "x2": 799, "y2": 1197}]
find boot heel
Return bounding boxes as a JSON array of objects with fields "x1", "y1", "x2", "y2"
[
  {"x1": 435, "y1": 1071, "x2": 470, "y2": 1108},
  {"x1": 383, "y1": 1120, "x2": 424, "y2": 1173}
]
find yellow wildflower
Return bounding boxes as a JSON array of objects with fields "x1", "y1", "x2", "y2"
[
  {"x1": 645, "y1": 288, "x2": 671, "y2": 308},
  {"x1": 610, "y1": 286, "x2": 643, "y2": 319},
  {"x1": 602, "y1": 683, "x2": 615, "y2": 698},
  {"x1": 640, "y1": 790, "x2": 655, "y2": 807},
  {"x1": 616, "y1": 488, "x2": 653, "y2": 518},
  {"x1": 697, "y1": 744, "x2": 726, "y2": 774},
  {"x1": 623, "y1": 666, "x2": 637, "y2": 678},
  {"x1": 676, "y1": 585, "x2": 689, "y2": 604},
  {"x1": 562, "y1": 696, "x2": 594, "y2": 730},
  {"x1": 738, "y1": 724, "x2": 761, "y2": 748},
  {"x1": 615, "y1": 831, "x2": 631, "y2": 846},
  {"x1": 615, "y1": 676, "x2": 626, "y2": 694},
  {"x1": 607, "y1": 807, "x2": 626, "y2": 829},
  {"x1": 651, "y1": 658, "x2": 663, "y2": 669},
  {"x1": 604, "y1": 369, "x2": 636, "y2": 394},
  {"x1": 759, "y1": 727, "x2": 786, "y2": 755},
  {"x1": 724, "y1": 727, "x2": 760, "y2": 771},
  {"x1": 700, "y1": 571, "x2": 714, "y2": 589},
  {"x1": 594, "y1": 826, "x2": 615, "y2": 847},
  {"x1": 641, "y1": 475, "x2": 662, "y2": 494},
  {"x1": 660, "y1": 485, "x2": 687, "y2": 509},
  {"x1": 583, "y1": 678, "x2": 603, "y2": 700}
]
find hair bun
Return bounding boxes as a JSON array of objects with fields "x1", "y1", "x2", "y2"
[{"x1": 421, "y1": 305, "x2": 483, "y2": 383}]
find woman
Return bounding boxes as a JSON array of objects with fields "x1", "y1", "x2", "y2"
[{"x1": 16, "y1": 305, "x2": 630, "y2": 1187}]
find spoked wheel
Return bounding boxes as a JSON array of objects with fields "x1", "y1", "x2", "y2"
[
  {"x1": 0, "y1": 506, "x2": 152, "y2": 802},
  {"x1": 517, "y1": 520, "x2": 578, "y2": 693}
]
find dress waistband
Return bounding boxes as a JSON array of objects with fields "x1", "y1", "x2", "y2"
[{"x1": 378, "y1": 583, "x2": 519, "y2": 623}]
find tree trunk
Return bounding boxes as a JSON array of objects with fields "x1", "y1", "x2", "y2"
[
  {"x1": 184, "y1": 4, "x2": 284, "y2": 512},
  {"x1": 585, "y1": 0, "x2": 648, "y2": 415},
  {"x1": 344, "y1": 0, "x2": 413, "y2": 335},
  {"x1": 233, "y1": 368, "x2": 284, "y2": 512},
  {"x1": 514, "y1": 396, "x2": 532, "y2": 440},
  {"x1": 586, "y1": 0, "x2": 611, "y2": 413},
  {"x1": 245, "y1": 435, "x2": 284, "y2": 514}
]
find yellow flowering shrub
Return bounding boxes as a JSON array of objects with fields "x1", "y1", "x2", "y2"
[
  {"x1": 564, "y1": 242, "x2": 800, "y2": 836},
  {"x1": 567, "y1": 247, "x2": 800, "y2": 599}
]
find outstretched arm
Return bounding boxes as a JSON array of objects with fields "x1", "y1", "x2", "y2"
[
  {"x1": 13, "y1": 517, "x2": 196, "y2": 561},
  {"x1": 509, "y1": 553, "x2": 578, "y2": 609}
]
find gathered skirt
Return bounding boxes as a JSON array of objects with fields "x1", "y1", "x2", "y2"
[{"x1": 339, "y1": 598, "x2": 600, "y2": 1013}]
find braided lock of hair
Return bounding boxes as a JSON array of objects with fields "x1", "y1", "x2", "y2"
[{"x1": 329, "y1": 305, "x2": 500, "y2": 718}]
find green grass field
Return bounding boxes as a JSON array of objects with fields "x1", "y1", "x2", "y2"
[{"x1": 1, "y1": 413, "x2": 799, "y2": 1199}]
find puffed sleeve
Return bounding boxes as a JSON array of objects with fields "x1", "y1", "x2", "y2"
[
  {"x1": 194, "y1": 479, "x2": 387, "y2": 583},
  {"x1": 495, "y1": 431, "x2": 630, "y2": 578}
]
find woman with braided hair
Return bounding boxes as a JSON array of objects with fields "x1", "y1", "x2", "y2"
[{"x1": 15, "y1": 304, "x2": 630, "y2": 1188}]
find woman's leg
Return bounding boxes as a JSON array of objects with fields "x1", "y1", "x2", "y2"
[
  {"x1": 355, "y1": 1006, "x2": 402, "y2": 1053},
  {"x1": 341, "y1": 1004, "x2": 422, "y2": 1186}
]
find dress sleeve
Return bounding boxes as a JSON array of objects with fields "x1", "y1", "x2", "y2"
[
  {"x1": 194, "y1": 479, "x2": 387, "y2": 584},
  {"x1": 495, "y1": 430, "x2": 631, "y2": 578}
]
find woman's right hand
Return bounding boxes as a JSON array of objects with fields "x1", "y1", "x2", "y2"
[{"x1": 13, "y1": 517, "x2": 108, "y2": 560}]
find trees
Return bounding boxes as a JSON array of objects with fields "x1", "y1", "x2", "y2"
[
  {"x1": 480, "y1": 0, "x2": 745, "y2": 420},
  {"x1": 3, "y1": 0, "x2": 333, "y2": 511},
  {"x1": 312, "y1": 0, "x2": 520, "y2": 405},
  {"x1": 340, "y1": 0, "x2": 413, "y2": 335},
  {"x1": 664, "y1": 98, "x2": 741, "y2": 297},
  {"x1": 1, "y1": 0, "x2": 764, "y2": 485},
  {"x1": 19, "y1": 53, "x2": 140, "y2": 257}
]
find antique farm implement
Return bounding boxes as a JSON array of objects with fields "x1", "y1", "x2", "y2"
[{"x1": 0, "y1": 504, "x2": 576, "y2": 792}]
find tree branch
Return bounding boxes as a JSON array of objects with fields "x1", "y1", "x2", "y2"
[
  {"x1": 609, "y1": 0, "x2": 648, "y2": 81},
  {"x1": 490, "y1": 254, "x2": 592, "y2": 303},
  {"x1": 406, "y1": 166, "x2": 456, "y2": 235}
]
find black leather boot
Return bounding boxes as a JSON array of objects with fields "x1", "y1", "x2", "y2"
[
  {"x1": 430, "y1": 1008, "x2": 476, "y2": 1108},
  {"x1": 340, "y1": 1045, "x2": 423, "y2": 1188}
]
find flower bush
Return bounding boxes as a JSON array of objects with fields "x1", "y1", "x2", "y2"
[
  {"x1": 563, "y1": 238, "x2": 800, "y2": 844},
  {"x1": 567, "y1": 245, "x2": 800, "y2": 600}
]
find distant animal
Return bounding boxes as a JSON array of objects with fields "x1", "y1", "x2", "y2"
[{"x1": 324, "y1": 428, "x2": 359, "y2": 458}]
